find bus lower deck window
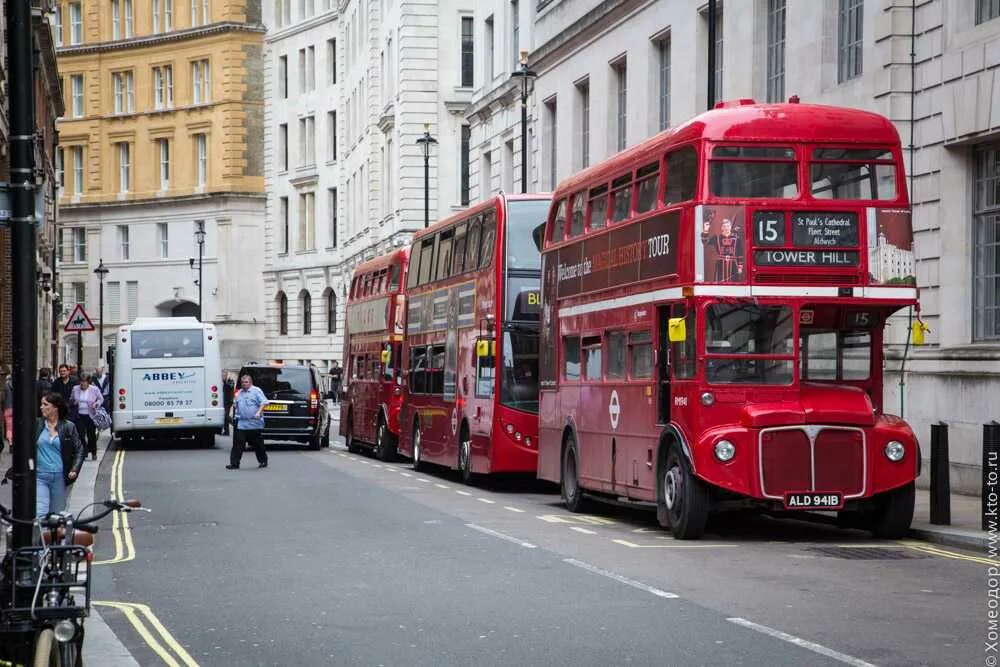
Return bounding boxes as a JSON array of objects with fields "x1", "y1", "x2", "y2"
[
  {"x1": 606, "y1": 332, "x2": 626, "y2": 379},
  {"x1": 582, "y1": 336, "x2": 602, "y2": 380},
  {"x1": 628, "y1": 331, "x2": 653, "y2": 379},
  {"x1": 563, "y1": 336, "x2": 581, "y2": 381}
]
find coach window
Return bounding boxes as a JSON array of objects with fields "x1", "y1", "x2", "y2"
[
  {"x1": 670, "y1": 304, "x2": 696, "y2": 379},
  {"x1": 417, "y1": 236, "x2": 436, "y2": 285},
  {"x1": 479, "y1": 210, "x2": 496, "y2": 269},
  {"x1": 665, "y1": 145, "x2": 698, "y2": 204},
  {"x1": 611, "y1": 174, "x2": 632, "y2": 222},
  {"x1": 465, "y1": 216, "x2": 482, "y2": 271},
  {"x1": 583, "y1": 335, "x2": 603, "y2": 380},
  {"x1": 410, "y1": 346, "x2": 427, "y2": 394},
  {"x1": 588, "y1": 185, "x2": 608, "y2": 230},
  {"x1": 436, "y1": 229, "x2": 454, "y2": 281},
  {"x1": 606, "y1": 331, "x2": 626, "y2": 379},
  {"x1": 551, "y1": 199, "x2": 567, "y2": 242},
  {"x1": 563, "y1": 336, "x2": 581, "y2": 381},
  {"x1": 451, "y1": 222, "x2": 468, "y2": 275},
  {"x1": 629, "y1": 331, "x2": 654, "y2": 379},
  {"x1": 476, "y1": 343, "x2": 495, "y2": 397},
  {"x1": 635, "y1": 162, "x2": 659, "y2": 213}
]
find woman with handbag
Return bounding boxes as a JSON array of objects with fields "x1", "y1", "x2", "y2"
[
  {"x1": 36, "y1": 392, "x2": 84, "y2": 517},
  {"x1": 70, "y1": 374, "x2": 103, "y2": 461}
]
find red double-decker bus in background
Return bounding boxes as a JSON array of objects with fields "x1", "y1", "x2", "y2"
[
  {"x1": 340, "y1": 248, "x2": 409, "y2": 461},
  {"x1": 537, "y1": 99, "x2": 921, "y2": 539},
  {"x1": 397, "y1": 193, "x2": 551, "y2": 483}
]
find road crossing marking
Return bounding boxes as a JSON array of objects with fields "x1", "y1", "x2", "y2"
[
  {"x1": 476, "y1": 498, "x2": 496, "y2": 505},
  {"x1": 399, "y1": 472, "x2": 412, "y2": 477},
  {"x1": 434, "y1": 483, "x2": 450, "y2": 489},
  {"x1": 93, "y1": 449, "x2": 136, "y2": 566},
  {"x1": 537, "y1": 513, "x2": 616, "y2": 526},
  {"x1": 417, "y1": 478, "x2": 431, "y2": 483},
  {"x1": 570, "y1": 527, "x2": 597, "y2": 535},
  {"x1": 563, "y1": 558, "x2": 678, "y2": 599},
  {"x1": 612, "y1": 539, "x2": 737, "y2": 549},
  {"x1": 456, "y1": 490, "x2": 472, "y2": 496},
  {"x1": 94, "y1": 601, "x2": 199, "y2": 667},
  {"x1": 371, "y1": 464, "x2": 382, "y2": 468},
  {"x1": 504, "y1": 506, "x2": 525, "y2": 513},
  {"x1": 466, "y1": 523, "x2": 537, "y2": 549},
  {"x1": 727, "y1": 617, "x2": 877, "y2": 667}
]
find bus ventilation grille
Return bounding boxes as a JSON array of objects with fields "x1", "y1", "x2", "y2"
[{"x1": 755, "y1": 274, "x2": 860, "y2": 285}]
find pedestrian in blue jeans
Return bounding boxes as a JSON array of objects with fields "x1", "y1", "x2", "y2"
[{"x1": 36, "y1": 392, "x2": 85, "y2": 517}]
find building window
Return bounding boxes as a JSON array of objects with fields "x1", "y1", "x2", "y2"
[
  {"x1": 153, "y1": 0, "x2": 161, "y2": 32},
  {"x1": 55, "y1": 148, "x2": 64, "y2": 193},
  {"x1": 126, "y1": 281, "x2": 138, "y2": 321},
  {"x1": 298, "y1": 192, "x2": 315, "y2": 251},
  {"x1": 766, "y1": 0, "x2": 786, "y2": 102},
  {"x1": 117, "y1": 225, "x2": 130, "y2": 260},
  {"x1": 165, "y1": 0, "x2": 173, "y2": 30},
  {"x1": 198, "y1": 0, "x2": 209, "y2": 26},
  {"x1": 460, "y1": 125, "x2": 471, "y2": 206},
  {"x1": 978, "y1": 0, "x2": 1000, "y2": 23},
  {"x1": 279, "y1": 123, "x2": 288, "y2": 171},
  {"x1": 157, "y1": 222, "x2": 169, "y2": 258},
  {"x1": 53, "y1": 5, "x2": 62, "y2": 46},
  {"x1": 308, "y1": 46, "x2": 315, "y2": 90},
  {"x1": 510, "y1": 0, "x2": 519, "y2": 68},
  {"x1": 327, "y1": 188, "x2": 337, "y2": 247},
  {"x1": 71, "y1": 75, "x2": 84, "y2": 118},
  {"x1": 73, "y1": 227, "x2": 87, "y2": 262},
  {"x1": 613, "y1": 59, "x2": 627, "y2": 152},
  {"x1": 158, "y1": 139, "x2": 170, "y2": 190},
  {"x1": 125, "y1": 0, "x2": 134, "y2": 36},
  {"x1": 974, "y1": 143, "x2": 1000, "y2": 341},
  {"x1": 326, "y1": 290, "x2": 337, "y2": 333},
  {"x1": 299, "y1": 116, "x2": 315, "y2": 166},
  {"x1": 195, "y1": 134, "x2": 208, "y2": 186},
  {"x1": 117, "y1": 143, "x2": 131, "y2": 193},
  {"x1": 484, "y1": 15, "x2": 494, "y2": 83},
  {"x1": 327, "y1": 39, "x2": 336, "y2": 84},
  {"x1": 112, "y1": 0, "x2": 121, "y2": 39},
  {"x1": 74, "y1": 282, "x2": 87, "y2": 309},
  {"x1": 69, "y1": 2, "x2": 82, "y2": 44},
  {"x1": 482, "y1": 150, "x2": 493, "y2": 196},
  {"x1": 300, "y1": 290, "x2": 312, "y2": 335},
  {"x1": 277, "y1": 292, "x2": 288, "y2": 335},
  {"x1": 280, "y1": 196, "x2": 290, "y2": 254},
  {"x1": 576, "y1": 79, "x2": 589, "y2": 168},
  {"x1": 838, "y1": 0, "x2": 863, "y2": 83},
  {"x1": 545, "y1": 97, "x2": 557, "y2": 189},
  {"x1": 192, "y1": 60, "x2": 211, "y2": 104},
  {"x1": 278, "y1": 55, "x2": 287, "y2": 98},
  {"x1": 153, "y1": 65, "x2": 174, "y2": 109},
  {"x1": 657, "y1": 37, "x2": 670, "y2": 131},
  {"x1": 112, "y1": 71, "x2": 134, "y2": 113},
  {"x1": 327, "y1": 111, "x2": 337, "y2": 161},
  {"x1": 461, "y1": 16, "x2": 474, "y2": 87},
  {"x1": 72, "y1": 147, "x2": 84, "y2": 195}
]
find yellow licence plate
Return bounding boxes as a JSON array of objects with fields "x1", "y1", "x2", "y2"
[
  {"x1": 263, "y1": 404, "x2": 287, "y2": 412},
  {"x1": 156, "y1": 417, "x2": 183, "y2": 425}
]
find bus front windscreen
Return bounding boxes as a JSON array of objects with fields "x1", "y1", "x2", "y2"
[
  {"x1": 131, "y1": 330, "x2": 205, "y2": 359},
  {"x1": 505, "y1": 199, "x2": 551, "y2": 270},
  {"x1": 705, "y1": 304, "x2": 794, "y2": 385},
  {"x1": 500, "y1": 329, "x2": 539, "y2": 413}
]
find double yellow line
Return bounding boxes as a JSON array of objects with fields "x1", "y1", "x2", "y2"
[
  {"x1": 92, "y1": 449, "x2": 135, "y2": 565},
  {"x1": 92, "y1": 601, "x2": 199, "y2": 667}
]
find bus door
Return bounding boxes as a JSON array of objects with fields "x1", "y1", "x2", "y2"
[
  {"x1": 659, "y1": 302, "x2": 695, "y2": 425},
  {"x1": 656, "y1": 307, "x2": 672, "y2": 424}
]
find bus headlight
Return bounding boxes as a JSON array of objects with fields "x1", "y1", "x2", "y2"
[
  {"x1": 884, "y1": 440, "x2": 905, "y2": 462},
  {"x1": 714, "y1": 439, "x2": 736, "y2": 462},
  {"x1": 54, "y1": 619, "x2": 76, "y2": 643}
]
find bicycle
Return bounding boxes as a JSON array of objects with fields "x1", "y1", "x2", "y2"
[{"x1": 0, "y1": 498, "x2": 145, "y2": 666}]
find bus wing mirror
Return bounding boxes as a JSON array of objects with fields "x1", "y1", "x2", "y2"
[
  {"x1": 667, "y1": 317, "x2": 687, "y2": 343},
  {"x1": 532, "y1": 222, "x2": 546, "y2": 252}
]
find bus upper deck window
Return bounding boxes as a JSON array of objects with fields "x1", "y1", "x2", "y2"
[
  {"x1": 611, "y1": 174, "x2": 632, "y2": 222},
  {"x1": 568, "y1": 195, "x2": 584, "y2": 237},
  {"x1": 436, "y1": 229, "x2": 454, "y2": 282},
  {"x1": 451, "y1": 223, "x2": 468, "y2": 275},
  {"x1": 551, "y1": 199, "x2": 567, "y2": 242},
  {"x1": 417, "y1": 237, "x2": 436, "y2": 285},
  {"x1": 479, "y1": 211, "x2": 496, "y2": 269},
  {"x1": 465, "y1": 217, "x2": 482, "y2": 271},
  {"x1": 665, "y1": 146, "x2": 697, "y2": 204},
  {"x1": 389, "y1": 263, "x2": 401, "y2": 291},
  {"x1": 810, "y1": 148, "x2": 896, "y2": 200},
  {"x1": 635, "y1": 162, "x2": 659, "y2": 213},
  {"x1": 709, "y1": 145, "x2": 798, "y2": 199},
  {"x1": 588, "y1": 185, "x2": 608, "y2": 231}
]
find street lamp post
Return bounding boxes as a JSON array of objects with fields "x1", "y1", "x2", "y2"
[
  {"x1": 94, "y1": 259, "x2": 109, "y2": 364},
  {"x1": 415, "y1": 125, "x2": 437, "y2": 228},
  {"x1": 195, "y1": 222, "x2": 206, "y2": 320},
  {"x1": 510, "y1": 50, "x2": 537, "y2": 194}
]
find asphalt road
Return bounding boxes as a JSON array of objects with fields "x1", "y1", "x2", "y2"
[{"x1": 88, "y1": 430, "x2": 981, "y2": 667}]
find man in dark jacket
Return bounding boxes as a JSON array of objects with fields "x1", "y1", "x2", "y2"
[
  {"x1": 52, "y1": 364, "x2": 77, "y2": 404},
  {"x1": 35, "y1": 368, "x2": 53, "y2": 416},
  {"x1": 222, "y1": 372, "x2": 236, "y2": 435}
]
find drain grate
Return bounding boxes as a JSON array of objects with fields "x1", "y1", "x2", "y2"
[{"x1": 808, "y1": 546, "x2": 928, "y2": 560}]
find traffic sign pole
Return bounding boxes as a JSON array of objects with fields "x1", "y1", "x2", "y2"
[{"x1": 76, "y1": 331, "x2": 82, "y2": 372}]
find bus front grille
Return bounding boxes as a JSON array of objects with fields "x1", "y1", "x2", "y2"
[{"x1": 759, "y1": 426, "x2": 866, "y2": 499}]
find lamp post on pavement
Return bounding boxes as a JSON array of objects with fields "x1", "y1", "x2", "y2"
[
  {"x1": 416, "y1": 125, "x2": 437, "y2": 229},
  {"x1": 195, "y1": 222, "x2": 206, "y2": 320},
  {"x1": 510, "y1": 50, "x2": 537, "y2": 194},
  {"x1": 94, "y1": 259, "x2": 109, "y2": 364}
]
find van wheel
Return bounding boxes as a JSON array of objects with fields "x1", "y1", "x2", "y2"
[
  {"x1": 321, "y1": 421, "x2": 331, "y2": 448},
  {"x1": 375, "y1": 419, "x2": 396, "y2": 462},
  {"x1": 458, "y1": 427, "x2": 476, "y2": 485},
  {"x1": 412, "y1": 424, "x2": 424, "y2": 472},
  {"x1": 659, "y1": 446, "x2": 709, "y2": 540},
  {"x1": 870, "y1": 482, "x2": 915, "y2": 539},
  {"x1": 307, "y1": 428, "x2": 322, "y2": 450},
  {"x1": 561, "y1": 434, "x2": 588, "y2": 513}
]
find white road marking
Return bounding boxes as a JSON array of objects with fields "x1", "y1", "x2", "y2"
[
  {"x1": 504, "y1": 506, "x2": 525, "y2": 513},
  {"x1": 434, "y1": 483, "x2": 450, "y2": 489},
  {"x1": 727, "y1": 618, "x2": 878, "y2": 667},
  {"x1": 417, "y1": 478, "x2": 430, "y2": 483},
  {"x1": 466, "y1": 523, "x2": 537, "y2": 549},
  {"x1": 570, "y1": 527, "x2": 596, "y2": 535},
  {"x1": 371, "y1": 464, "x2": 382, "y2": 468},
  {"x1": 563, "y1": 558, "x2": 678, "y2": 599},
  {"x1": 476, "y1": 498, "x2": 496, "y2": 505},
  {"x1": 399, "y1": 472, "x2": 412, "y2": 477},
  {"x1": 456, "y1": 490, "x2": 472, "y2": 496}
]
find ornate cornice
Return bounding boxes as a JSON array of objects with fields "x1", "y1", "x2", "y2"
[{"x1": 55, "y1": 22, "x2": 265, "y2": 57}]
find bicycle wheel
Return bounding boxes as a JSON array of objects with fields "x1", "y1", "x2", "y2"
[{"x1": 32, "y1": 628, "x2": 58, "y2": 667}]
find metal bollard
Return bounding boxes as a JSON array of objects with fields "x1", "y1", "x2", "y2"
[
  {"x1": 983, "y1": 422, "x2": 1000, "y2": 531},
  {"x1": 930, "y1": 422, "x2": 951, "y2": 525}
]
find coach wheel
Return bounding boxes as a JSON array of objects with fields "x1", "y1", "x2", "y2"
[
  {"x1": 375, "y1": 419, "x2": 396, "y2": 462},
  {"x1": 870, "y1": 482, "x2": 915, "y2": 539},
  {"x1": 561, "y1": 435, "x2": 588, "y2": 513},
  {"x1": 411, "y1": 423, "x2": 424, "y2": 472},
  {"x1": 660, "y1": 446, "x2": 709, "y2": 540},
  {"x1": 458, "y1": 427, "x2": 476, "y2": 485}
]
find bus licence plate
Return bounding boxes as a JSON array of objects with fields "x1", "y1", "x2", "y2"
[
  {"x1": 156, "y1": 417, "x2": 183, "y2": 425},
  {"x1": 264, "y1": 404, "x2": 287, "y2": 413},
  {"x1": 783, "y1": 492, "x2": 843, "y2": 510}
]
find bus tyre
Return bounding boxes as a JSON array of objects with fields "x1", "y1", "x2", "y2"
[
  {"x1": 345, "y1": 415, "x2": 361, "y2": 454},
  {"x1": 660, "y1": 446, "x2": 709, "y2": 540},
  {"x1": 561, "y1": 436, "x2": 588, "y2": 513},
  {"x1": 412, "y1": 423, "x2": 424, "y2": 472},
  {"x1": 375, "y1": 419, "x2": 396, "y2": 462},
  {"x1": 32, "y1": 628, "x2": 57, "y2": 667},
  {"x1": 870, "y1": 482, "x2": 915, "y2": 539},
  {"x1": 458, "y1": 427, "x2": 476, "y2": 485}
]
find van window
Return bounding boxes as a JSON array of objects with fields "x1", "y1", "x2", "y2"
[
  {"x1": 243, "y1": 365, "x2": 312, "y2": 398},
  {"x1": 665, "y1": 146, "x2": 698, "y2": 204}
]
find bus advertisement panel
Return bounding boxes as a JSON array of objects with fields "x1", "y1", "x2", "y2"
[
  {"x1": 537, "y1": 100, "x2": 920, "y2": 539},
  {"x1": 398, "y1": 193, "x2": 551, "y2": 484}
]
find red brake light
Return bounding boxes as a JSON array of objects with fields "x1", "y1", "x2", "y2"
[
  {"x1": 309, "y1": 389, "x2": 319, "y2": 412},
  {"x1": 118, "y1": 389, "x2": 126, "y2": 395},
  {"x1": 211, "y1": 385, "x2": 218, "y2": 392}
]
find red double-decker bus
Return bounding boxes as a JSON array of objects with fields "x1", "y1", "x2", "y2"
[
  {"x1": 340, "y1": 248, "x2": 409, "y2": 461},
  {"x1": 537, "y1": 99, "x2": 921, "y2": 539},
  {"x1": 397, "y1": 193, "x2": 551, "y2": 483}
]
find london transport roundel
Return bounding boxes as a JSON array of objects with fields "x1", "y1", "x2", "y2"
[{"x1": 609, "y1": 390, "x2": 621, "y2": 431}]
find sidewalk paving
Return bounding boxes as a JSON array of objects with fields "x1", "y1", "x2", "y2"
[{"x1": 911, "y1": 487, "x2": 991, "y2": 552}]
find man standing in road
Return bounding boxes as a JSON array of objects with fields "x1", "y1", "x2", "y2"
[
  {"x1": 329, "y1": 360, "x2": 343, "y2": 405},
  {"x1": 228, "y1": 373, "x2": 269, "y2": 470}
]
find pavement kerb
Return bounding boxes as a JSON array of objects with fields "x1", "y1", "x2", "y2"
[
  {"x1": 908, "y1": 525, "x2": 989, "y2": 551},
  {"x1": 65, "y1": 432, "x2": 141, "y2": 667}
]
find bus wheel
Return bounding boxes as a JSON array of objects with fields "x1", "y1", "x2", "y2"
[
  {"x1": 345, "y1": 415, "x2": 361, "y2": 454},
  {"x1": 32, "y1": 628, "x2": 57, "y2": 667},
  {"x1": 375, "y1": 419, "x2": 396, "y2": 462},
  {"x1": 561, "y1": 435, "x2": 588, "y2": 513},
  {"x1": 412, "y1": 424, "x2": 424, "y2": 472},
  {"x1": 458, "y1": 427, "x2": 476, "y2": 485},
  {"x1": 660, "y1": 446, "x2": 709, "y2": 540},
  {"x1": 870, "y1": 482, "x2": 915, "y2": 539}
]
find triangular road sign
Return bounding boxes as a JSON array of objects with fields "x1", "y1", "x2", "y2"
[{"x1": 64, "y1": 304, "x2": 95, "y2": 332}]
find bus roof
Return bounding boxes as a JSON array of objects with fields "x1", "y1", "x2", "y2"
[
  {"x1": 125, "y1": 317, "x2": 214, "y2": 331},
  {"x1": 352, "y1": 247, "x2": 409, "y2": 277},
  {"x1": 412, "y1": 192, "x2": 552, "y2": 241},
  {"x1": 552, "y1": 101, "x2": 901, "y2": 200}
]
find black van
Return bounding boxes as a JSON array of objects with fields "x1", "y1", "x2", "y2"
[{"x1": 236, "y1": 363, "x2": 332, "y2": 450}]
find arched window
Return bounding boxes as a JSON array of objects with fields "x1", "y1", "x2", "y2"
[
  {"x1": 300, "y1": 289, "x2": 312, "y2": 335},
  {"x1": 277, "y1": 292, "x2": 288, "y2": 335},
  {"x1": 325, "y1": 288, "x2": 337, "y2": 334}
]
